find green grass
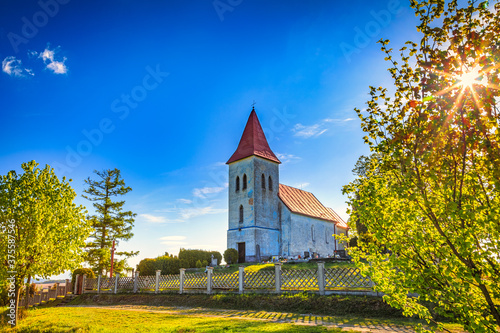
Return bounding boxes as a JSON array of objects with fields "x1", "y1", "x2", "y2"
[{"x1": 1, "y1": 307, "x2": 350, "y2": 332}]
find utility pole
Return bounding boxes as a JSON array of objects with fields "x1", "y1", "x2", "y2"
[{"x1": 110, "y1": 240, "x2": 116, "y2": 278}]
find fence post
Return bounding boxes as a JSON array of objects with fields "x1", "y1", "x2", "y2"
[
  {"x1": 55, "y1": 283, "x2": 60, "y2": 297},
  {"x1": 74, "y1": 275, "x2": 79, "y2": 295},
  {"x1": 114, "y1": 274, "x2": 120, "y2": 294},
  {"x1": 238, "y1": 266, "x2": 244, "y2": 294},
  {"x1": 82, "y1": 274, "x2": 87, "y2": 294},
  {"x1": 317, "y1": 262, "x2": 325, "y2": 296},
  {"x1": 155, "y1": 270, "x2": 161, "y2": 294},
  {"x1": 179, "y1": 268, "x2": 185, "y2": 294},
  {"x1": 65, "y1": 279, "x2": 69, "y2": 295},
  {"x1": 206, "y1": 267, "x2": 213, "y2": 294},
  {"x1": 96, "y1": 275, "x2": 101, "y2": 293},
  {"x1": 274, "y1": 262, "x2": 282, "y2": 294},
  {"x1": 133, "y1": 271, "x2": 139, "y2": 293}
]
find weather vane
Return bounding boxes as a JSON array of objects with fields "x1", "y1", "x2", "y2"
[{"x1": 251, "y1": 100, "x2": 256, "y2": 109}]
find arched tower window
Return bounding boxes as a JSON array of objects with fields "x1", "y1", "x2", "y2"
[
  {"x1": 236, "y1": 176, "x2": 240, "y2": 192},
  {"x1": 261, "y1": 174, "x2": 266, "y2": 189},
  {"x1": 239, "y1": 205, "x2": 244, "y2": 223},
  {"x1": 268, "y1": 176, "x2": 273, "y2": 191},
  {"x1": 242, "y1": 174, "x2": 247, "y2": 190}
]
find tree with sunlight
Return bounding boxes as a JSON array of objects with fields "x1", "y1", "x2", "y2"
[
  {"x1": 0, "y1": 161, "x2": 91, "y2": 327},
  {"x1": 343, "y1": 0, "x2": 500, "y2": 331},
  {"x1": 83, "y1": 168, "x2": 138, "y2": 276}
]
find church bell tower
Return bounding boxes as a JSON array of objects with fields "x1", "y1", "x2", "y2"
[{"x1": 226, "y1": 108, "x2": 281, "y2": 263}]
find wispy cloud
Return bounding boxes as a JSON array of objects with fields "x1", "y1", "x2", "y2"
[
  {"x1": 139, "y1": 213, "x2": 183, "y2": 224},
  {"x1": 293, "y1": 123, "x2": 328, "y2": 138},
  {"x1": 293, "y1": 117, "x2": 354, "y2": 138},
  {"x1": 294, "y1": 182, "x2": 310, "y2": 189},
  {"x1": 177, "y1": 198, "x2": 193, "y2": 204},
  {"x1": 193, "y1": 184, "x2": 227, "y2": 198},
  {"x1": 2, "y1": 56, "x2": 33, "y2": 77},
  {"x1": 160, "y1": 236, "x2": 186, "y2": 241},
  {"x1": 159, "y1": 235, "x2": 188, "y2": 246},
  {"x1": 276, "y1": 153, "x2": 301, "y2": 164},
  {"x1": 180, "y1": 206, "x2": 227, "y2": 220},
  {"x1": 35, "y1": 46, "x2": 68, "y2": 74}
]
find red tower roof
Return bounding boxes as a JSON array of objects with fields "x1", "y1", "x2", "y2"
[{"x1": 226, "y1": 109, "x2": 281, "y2": 164}]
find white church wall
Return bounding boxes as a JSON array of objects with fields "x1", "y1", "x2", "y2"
[
  {"x1": 288, "y1": 213, "x2": 337, "y2": 258},
  {"x1": 279, "y1": 202, "x2": 292, "y2": 256}
]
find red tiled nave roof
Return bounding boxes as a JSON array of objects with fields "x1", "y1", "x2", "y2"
[{"x1": 278, "y1": 184, "x2": 348, "y2": 229}]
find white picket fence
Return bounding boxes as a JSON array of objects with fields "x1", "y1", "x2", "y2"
[{"x1": 82, "y1": 263, "x2": 376, "y2": 296}]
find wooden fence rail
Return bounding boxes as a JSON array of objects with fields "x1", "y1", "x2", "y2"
[{"x1": 82, "y1": 262, "x2": 378, "y2": 296}]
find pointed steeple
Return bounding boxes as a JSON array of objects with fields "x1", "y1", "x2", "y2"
[{"x1": 226, "y1": 108, "x2": 281, "y2": 164}]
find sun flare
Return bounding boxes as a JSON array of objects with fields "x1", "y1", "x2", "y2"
[{"x1": 457, "y1": 66, "x2": 482, "y2": 88}]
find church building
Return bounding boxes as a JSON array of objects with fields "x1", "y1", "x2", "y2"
[{"x1": 226, "y1": 108, "x2": 348, "y2": 263}]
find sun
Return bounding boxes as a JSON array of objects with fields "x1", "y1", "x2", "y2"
[{"x1": 456, "y1": 66, "x2": 483, "y2": 89}]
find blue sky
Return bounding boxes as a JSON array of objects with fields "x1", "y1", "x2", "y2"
[{"x1": 0, "y1": 0, "x2": 421, "y2": 277}]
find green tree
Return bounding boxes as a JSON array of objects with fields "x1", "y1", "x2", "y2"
[
  {"x1": 0, "y1": 161, "x2": 91, "y2": 327},
  {"x1": 343, "y1": 1, "x2": 500, "y2": 331},
  {"x1": 83, "y1": 168, "x2": 138, "y2": 276}
]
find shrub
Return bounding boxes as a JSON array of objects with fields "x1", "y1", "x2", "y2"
[
  {"x1": 136, "y1": 258, "x2": 159, "y2": 276},
  {"x1": 71, "y1": 268, "x2": 95, "y2": 286},
  {"x1": 179, "y1": 249, "x2": 222, "y2": 268},
  {"x1": 157, "y1": 255, "x2": 180, "y2": 275},
  {"x1": 195, "y1": 260, "x2": 203, "y2": 268},
  {"x1": 223, "y1": 248, "x2": 238, "y2": 264}
]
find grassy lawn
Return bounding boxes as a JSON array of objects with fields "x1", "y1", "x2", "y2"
[{"x1": 1, "y1": 307, "x2": 350, "y2": 333}]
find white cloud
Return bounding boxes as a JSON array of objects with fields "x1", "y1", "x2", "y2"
[
  {"x1": 294, "y1": 182, "x2": 310, "y2": 189},
  {"x1": 160, "y1": 236, "x2": 186, "y2": 241},
  {"x1": 180, "y1": 206, "x2": 227, "y2": 220},
  {"x1": 139, "y1": 214, "x2": 182, "y2": 224},
  {"x1": 177, "y1": 198, "x2": 193, "y2": 204},
  {"x1": 38, "y1": 46, "x2": 68, "y2": 74},
  {"x1": 293, "y1": 117, "x2": 354, "y2": 138},
  {"x1": 276, "y1": 153, "x2": 301, "y2": 164},
  {"x1": 2, "y1": 56, "x2": 33, "y2": 77},
  {"x1": 46, "y1": 61, "x2": 67, "y2": 74},
  {"x1": 293, "y1": 123, "x2": 328, "y2": 138},
  {"x1": 193, "y1": 185, "x2": 226, "y2": 199},
  {"x1": 160, "y1": 235, "x2": 188, "y2": 245},
  {"x1": 323, "y1": 118, "x2": 354, "y2": 123}
]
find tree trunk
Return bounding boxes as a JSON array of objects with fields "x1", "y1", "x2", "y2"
[{"x1": 24, "y1": 275, "x2": 31, "y2": 309}]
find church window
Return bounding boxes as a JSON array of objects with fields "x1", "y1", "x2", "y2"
[
  {"x1": 243, "y1": 174, "x2": 247, "y2": 190},
  {"x1": 236, "y1": 176, "x2": 240, "y2": 192},
  {"x1": 311, "y1": 225, "x2": 315, "y2": 241},
  {"x1": 268, "y1": 176, "x2": 273, "y2": 191},
  {"x1": 261, "y1": 174, "x2": 266, "y2": 189},
  {"x1": 239, "y1": 205, "x2": 244, "y2": 223},
  {"x1": 325, "y1": 229, "x2": 329, "y2": 244}
]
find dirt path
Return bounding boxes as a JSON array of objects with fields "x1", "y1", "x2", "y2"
[{"x1": 67, "y1": 304, "x2": 420, "y2": 332}]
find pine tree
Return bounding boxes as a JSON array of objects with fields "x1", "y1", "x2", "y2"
[{"x1": 83, "y1": 168, "x2": 138, "y2": 275}]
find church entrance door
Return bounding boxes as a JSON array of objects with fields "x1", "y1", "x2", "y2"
[{"x1": 238, "y1": 242, "x2": 246, "y2": 263}]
